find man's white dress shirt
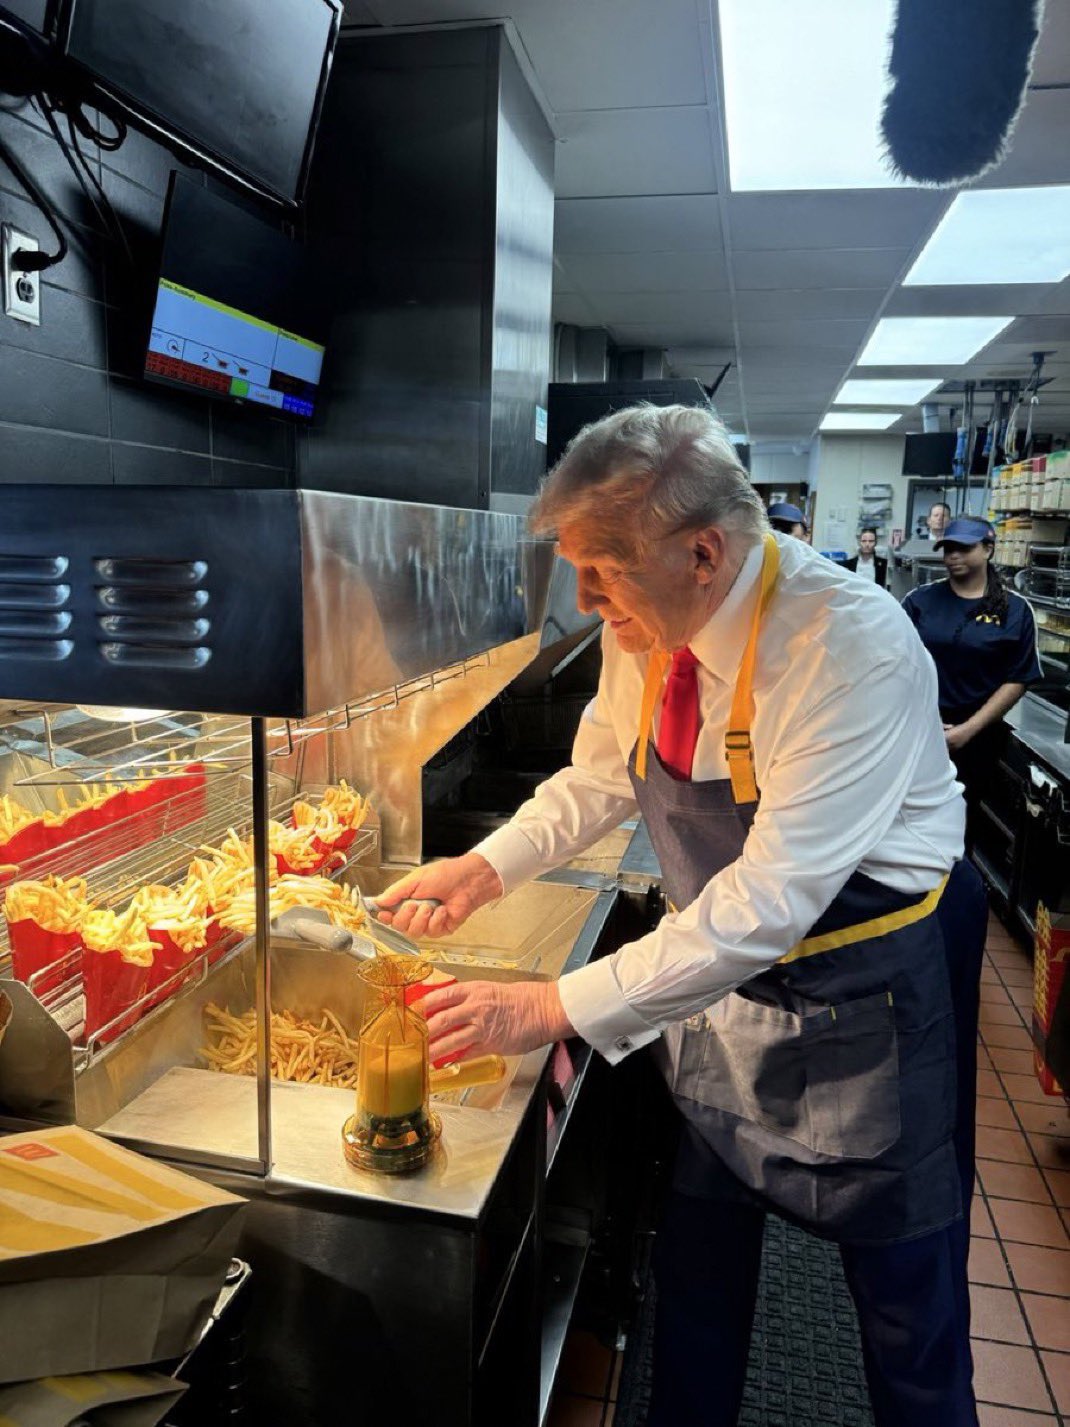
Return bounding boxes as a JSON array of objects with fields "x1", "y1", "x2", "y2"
[
  {"x1": 475, "y1": 535, "x2": 965, "y2": 1064},
  {"x1": 855, "y1": 555, "x2": 877, "y2": 582}
]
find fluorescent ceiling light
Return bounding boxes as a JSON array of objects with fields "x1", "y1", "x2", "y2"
[
  {"x1": 834, "y1": 378, "x2": 940, "y2": 406},
  {"x1": 719, "y1": 0, "x2": 908, "y2": 191},
  {"x1": 820, "y1": 412, "x2": 901, "y2": 432},
  {"x1": 857, "y1": 316, "x2": 1011, "y2": 366},
  {"x1": 904, "y1": 187, "x2": 1070, "y2": 286}
]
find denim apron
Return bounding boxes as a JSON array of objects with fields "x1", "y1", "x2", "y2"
[{"x1": 632, "y1": 535, "x2": 961, "y2": 1244}]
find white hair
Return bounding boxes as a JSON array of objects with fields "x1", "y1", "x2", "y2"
[{"x1": 530, "y1": 403, "x2": 767, "y2": 558}]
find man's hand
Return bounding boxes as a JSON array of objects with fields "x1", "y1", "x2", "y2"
[
  {"x1": 375, "y1": 852, "x2": 504, "y2": 938},
  {"x1": 420, "y1": 978, "x2": 574, "y2": 1062},
  {"x1": 943, "y1": 721, "x2": 975, "y2": 752}
]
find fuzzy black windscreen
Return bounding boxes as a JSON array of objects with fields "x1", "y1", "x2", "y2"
[{"x1": 881, "y1": 0, "x2": 1044, "y2": 186}]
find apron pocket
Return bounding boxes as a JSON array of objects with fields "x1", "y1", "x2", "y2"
[
  {"x1": 803, "y1": 990, "x2": 900, "y2": 1160},
  {"x1": 673, "y1": 989, "x2": 900, "y2": 1161}
]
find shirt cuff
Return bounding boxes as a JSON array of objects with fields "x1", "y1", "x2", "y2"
[
  {"x1": 472, "y1": 824, "x2": 547, "y2": 895},
  {"x1": 557, "y1": 955, "x2": 662, "y2": 1065}
]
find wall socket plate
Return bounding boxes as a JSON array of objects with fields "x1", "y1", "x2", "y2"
[{"x1": 2, "y1": 225, "x2": 41, "y2": 326}]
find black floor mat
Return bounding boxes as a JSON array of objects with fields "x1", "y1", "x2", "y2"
[{"x1": 614, "y1": 1214, "x2": 875, "y2": 1427}]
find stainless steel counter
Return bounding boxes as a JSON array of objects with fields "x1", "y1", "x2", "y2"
[{"x1": 1005, "y1": 693, "x2": 1070, "y2": 784}]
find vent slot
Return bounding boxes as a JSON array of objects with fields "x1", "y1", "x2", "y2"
[
  {"x1": 0, "y1": 554, "x2": 69, "y2": 581},
  {"x1": 0, "y1": 556, "x2": 73, "y2": 660},
  {"x1": 93, "y1": 558, "x2": 207, "y2": 588},
  {"x1": 0, "y1": 610, "x2": 72, "y2": 638},
  {"x1": 97, "y1": 615, "x2": 209, "y2": 646},
  {"x1": 100, "y1": 644, "x2": 211, "y2": 670},
  {"x1": 94, "y1": 556, "x2": 211, "y2": 673},
  {"x1": 0, "y1": 582, "x2": 71, "y2": 610},
  {"x1": 0, "y1": 636, "x2": 73, "y2": 662},
  {"x1": 97, "y1": 587, "x2": 209, "y2": 616}
]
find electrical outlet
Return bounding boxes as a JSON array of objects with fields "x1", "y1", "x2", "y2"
[{"x1": 2, "y1": 225, "x2": 41, "y2": 326}]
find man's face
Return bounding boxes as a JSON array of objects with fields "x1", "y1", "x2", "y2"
[
  {"x1": 557, "y1": 518, "x2": 719, "y2": 654},
  {"x1": 859, "y1": 532, "x2": 876, "y2": 556},
  {"x1": 928, "y1": 505, "x2": 949, "y2": 535}
]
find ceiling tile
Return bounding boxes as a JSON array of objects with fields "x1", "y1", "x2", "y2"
[
  {"x1": 554, "y1": 195, "x2": 722, "y2": 254},
  {"x1": 738, "y1": 318, "x2": 871, "y2": 350},
  {"x1": 732, "y1": 247, "x2": 911, "y2": 290},
  {"x1": 734, "y1": 289, "x2": 884, "y2": 322},
  {"x1": 884, "y1": 285, "x2": 1055, "y2": 318},
  {"x1": 554, "y1": 106, "x2": 716, "y2": 199},
  {"x1": 587, "y1": 290, "x2": 735, "y2": 326},
  {"x1": 727, "y1": 190, "x2": 948, "y2": 251},
  {"x1": 975, "y1": 90, "x2": 1070, "y2": 187},
  {"x1": 665, "y1": 345, "x2": 736, "y2": 365},
  {"x1": 558, "y1": 250, "x2": 728, "y2": 294},
  {"x1": 609, "y1": 321, "x2": 736, "y2": 347},
  {"x1": 551, "y1": 292, "x2": 604, "y2": 326},
  {"x1": 1032, "y1": 2, "x2": 1070, "y2": 84}
]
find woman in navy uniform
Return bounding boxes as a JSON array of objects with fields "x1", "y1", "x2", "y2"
[{"x1": 902, "y1": 516, "x2": 1042, "y2": 829}]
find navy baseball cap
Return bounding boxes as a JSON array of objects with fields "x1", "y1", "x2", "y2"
[
  {"x1": 933, "y1": 517, "x2": 996, "y2": 550},
  {"x1": 768, "y1": 502, "x2": 805, "y2": 524}
]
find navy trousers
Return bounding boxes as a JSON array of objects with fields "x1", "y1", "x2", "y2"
[{"x1": 647, "y1": 862, "x2": 988, "y2": 1427}]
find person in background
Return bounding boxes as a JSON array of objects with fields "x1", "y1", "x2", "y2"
[
  {"x1": 845, "y1": 527, "x2": 888, "y2": 587},
  {"x1": 927, "y1": 501, "x2": 952, "y2": 540},
  {"x1": 380, "y1": 405, "x2": 987, "y2": 1427},
  {"x1": 902, "y1": 516, "x2": 1041, "y2": 836},
  {"x1": 767, "y1": 501, "x2": 808, "y2": 540}
]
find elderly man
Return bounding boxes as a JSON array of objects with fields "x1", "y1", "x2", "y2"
[{"x1": 381, "y1": 405, "x2": 986, "y2": 1427}]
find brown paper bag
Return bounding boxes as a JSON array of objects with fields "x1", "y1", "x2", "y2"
[{"x1": 0, "y1": 1126, "x2": 244, "y2": 1384}]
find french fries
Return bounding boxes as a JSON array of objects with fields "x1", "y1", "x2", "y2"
[
  {"x1": 3, "y1": 874, "x2": 92, "y2": 933},
  {"x1": 0, "y1": 795, "x2": 37, "y2": 841},
  {"x1": 81, "y1": 905, "x2": 157, "y2": 966},
  {"x1": 201, "y1": 1003, "x2": 362, "y2": 1088},
  {"x1": 216, "y1": 873, "x2": 367, "y2": 936},
  {"x1": 129, "y1": 882, "x2": 209, "y2": 952}
]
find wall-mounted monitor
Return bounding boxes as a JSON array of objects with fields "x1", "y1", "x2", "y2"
[
  {"x1": 144, "y1": 174, "x2": 328, "y2": 422},
  {"x1": 58, "y1": 0, "x2": 341, "y2": 206}
]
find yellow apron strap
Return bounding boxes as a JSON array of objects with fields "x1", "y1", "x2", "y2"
[
  {"x1": 725, "y1": 533, "x2": 780, "y2": 804},
  {"x1": 780, "y1": 873, "x2": 949, "y2": 964},
  {"x1": 635, "y1": 648, "x2": 670, "y2": 781}
]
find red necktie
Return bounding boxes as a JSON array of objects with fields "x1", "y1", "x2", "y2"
[{"x1": 657, "y1": 647, "x2": 701, "y2": 780}]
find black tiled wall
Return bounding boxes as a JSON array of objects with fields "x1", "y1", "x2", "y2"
[{"x1": 0, "y1": 102, "x2": 297, "y2": 487}]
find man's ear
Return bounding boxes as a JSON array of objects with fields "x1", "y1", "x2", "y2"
[{"x1": 691, "y1": 527, "x2": 726, "y2": 584}]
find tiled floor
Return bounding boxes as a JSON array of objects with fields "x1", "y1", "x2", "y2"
[{"x1": 546, "y1": 908, "x2": 1070, "y2": 1427}]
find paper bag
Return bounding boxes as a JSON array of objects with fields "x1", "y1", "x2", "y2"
[
  {"x1": 0, "y1": 1126, "x2": 244, "y2": 1384},
  {"x1": 0, "y1": 1369, "x2": 184, "y2": 1427}
]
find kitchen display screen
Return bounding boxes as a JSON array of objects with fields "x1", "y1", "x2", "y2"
[{"x1": 145, "y1": 174, "x2": 327, "y2": 421}]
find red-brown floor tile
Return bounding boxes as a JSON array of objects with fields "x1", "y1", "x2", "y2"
[
  {"x1": 977, "y1": 1125, "x2": 1037, "y2": 1165},
  {"x1": 978, "y1": 1161, "x2": 1051, "y2": 1203},
  {"x1": 1002, "y1": 969, "x2": 1035, "y2": 990},
  {"x1": 1002, "y1": 1073, "x2": 1056, "y2": 1106},
  {"x1": 545, "y1": 1394, "x2": 605, "y2": 1427},
  {"x1": 609, "y1": 1354, "x2": 622, "y2": 1402},
  {"x1": 978, "y1": 1099, "x2": 1019, "y2": 1131},
  {"x1": 1015, "y1": 1102, "x2": 1070, "y2": 1137},
  {"x1": 1044, "y1": 1170, "x2": 1070, "y2": 1208},
  {"x1": 989, "y1": 957, "x2": 1033, "y2": 978},
  {"x1": 971, "y1": 1339, "x2": 1052, "y2": 1410},
  {"x1": 1021, "y1": 1293, "x2": 1070, "y2": 1353},
  {"x1": 603, "y1": 1405, "x2": 615, "y2": 1427},
  {"x1": 1028, "y1": 1134, "x2": 1070, "y2": 1171},
  {"x1": 989, "y1": 1198, "x2": 1069, "y2": 1249},
  {"x1": 981, "y1": 967, "x2": 1003, "y2": 985},
  {"x1": 558, "y1": 1330, "x2": 614, "y2": 1398},
  {"x1": 980, "y1": 982, "x2": 1014, "y2": 1004},
  {"x1": 984, "y1": 1025, "x2": 1036, "y2": 1053},
  {"x1": 971, "y1": 1236, "x2": 1013, "y2": 1287},
  {"x1": 977, "y1": 1406, "x2": 1057, "y2": 1426},
  {"x1": 1006, "y1": 1243, "x2": 1070, "y2": 1296},
  {"x1": 979, "y1": 1068, "x2": 1008, "y2": 1098},
  {"x1": 1039, "y1": 1349, "x2": 1070, "y2": 1415},
  {"x1": 981, "y1": 1002, "x2": 1027, "y2": 1027},
  {"x1": 970, "y1": 1284, "x2": 1031, "y2": 1344},
  {"x1": 974, "y1": 1195, "x2": 997, "y2": 1237},
  {"x1": 990, "y1": 1046, "x2": 1040, "y2": 1076}
]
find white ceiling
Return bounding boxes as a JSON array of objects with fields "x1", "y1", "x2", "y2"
[{"x1": 346, "y1": 0, "x2": 1070, "y2": 443}]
